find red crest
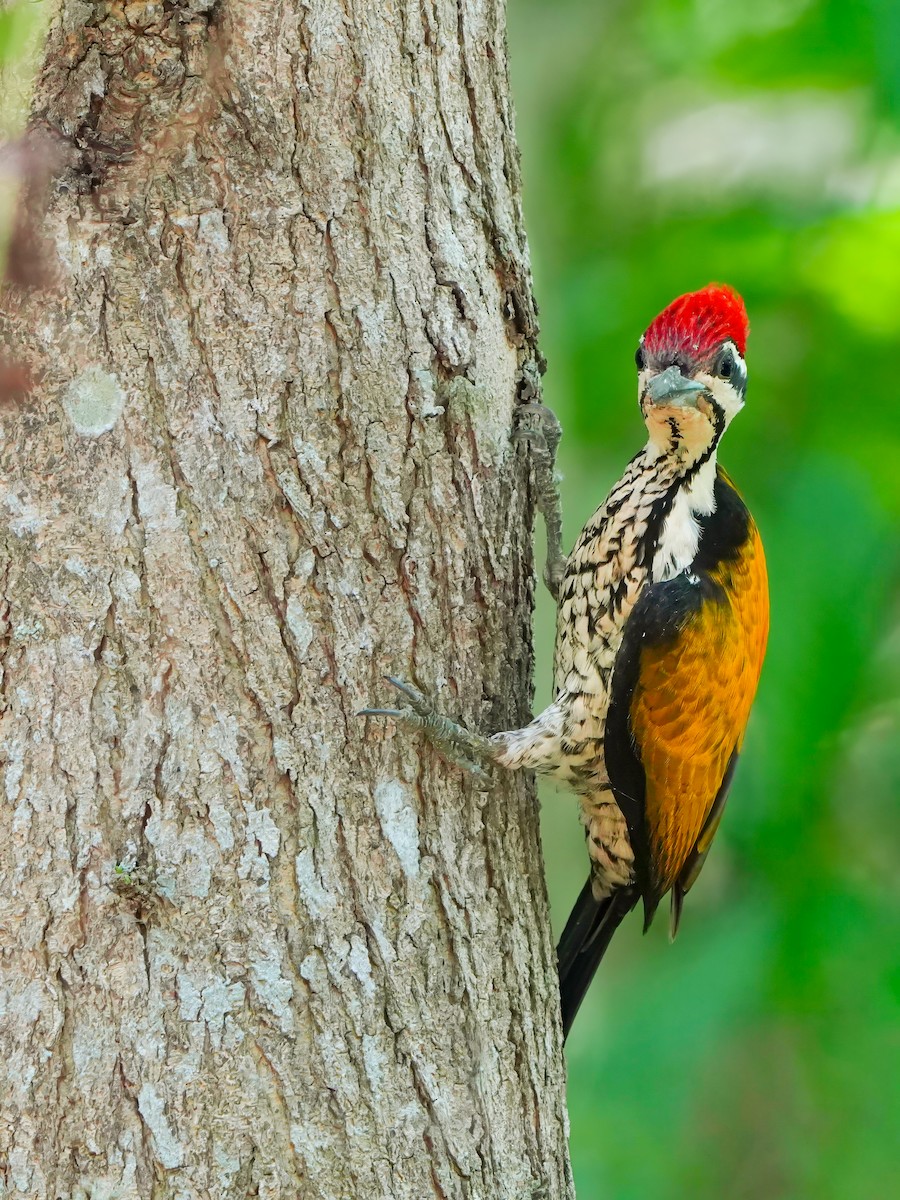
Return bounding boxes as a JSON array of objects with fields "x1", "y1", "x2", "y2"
[{"x1": 643, "y1": 284, "x2": 749, "y2": 358}]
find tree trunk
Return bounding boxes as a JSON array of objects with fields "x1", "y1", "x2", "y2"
[{"x1": 0, "y1": 2, "x2": 572, "y2": 1197}]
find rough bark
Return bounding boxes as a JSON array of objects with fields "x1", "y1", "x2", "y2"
[{"x1": 0, "y1": 2, "x2": 572, "y2": 1198}]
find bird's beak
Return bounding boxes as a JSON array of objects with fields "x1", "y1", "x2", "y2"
[{"x1": 647, "y1": 366, "x2": 706, "y2": 408}]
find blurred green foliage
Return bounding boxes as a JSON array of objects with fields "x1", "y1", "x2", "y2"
[
  {"x1": 0, "y1": 1, "x2": 46, "y2": 104},
  {"x1": 0, "y1": 2, "x2": 49, "y2": 281},
  {"x1": 509, "y1": 1, "x2": 900, "y2": 1196}
]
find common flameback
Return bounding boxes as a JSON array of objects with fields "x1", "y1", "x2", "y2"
[{"x1": 361, "y1": 284, "x2": 769, "y2": 1039}]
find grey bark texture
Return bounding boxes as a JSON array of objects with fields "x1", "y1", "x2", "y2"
[{"x1": 0, "y1": 2, "x2": 573, "y2": 1197}]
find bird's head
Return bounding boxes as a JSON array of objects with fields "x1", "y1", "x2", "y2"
[{"x1": 635, "y1": 284, "x2": 749, "y2": 461}]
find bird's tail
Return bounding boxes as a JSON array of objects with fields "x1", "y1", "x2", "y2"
[{"x1": 556, "y1": 881, "x2": 637, "y2": 1040}]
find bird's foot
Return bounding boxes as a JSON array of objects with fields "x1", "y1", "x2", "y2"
[
  {"x1": 359, "y1": 676, "x2": 498, "y2": 782},
  {"x1": 513, "y1": 402, "x2": 566, "y2": 602}
]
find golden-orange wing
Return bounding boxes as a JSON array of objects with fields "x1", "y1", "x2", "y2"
[{"x1": 605, "y1": 473, "x2": 768, "y2": 928}]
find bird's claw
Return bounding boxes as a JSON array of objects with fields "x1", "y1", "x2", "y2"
[
  {"x1": 358, "y1": 676, "x2": 434, "y2": 736},
  {"x1": 359, "y1": 676, "x2": 496, "y2": 784},
  {"x1": 384, "y1": 675, "x2": 432, "y2": 710}
]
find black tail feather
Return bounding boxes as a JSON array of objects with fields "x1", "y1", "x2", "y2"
[{"x1": 557, "y1": 881, "x2": 637, "y2": 1040}]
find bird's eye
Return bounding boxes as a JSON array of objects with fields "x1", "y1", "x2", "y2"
[
  {"x1": 635, "y1": 345, "x2": 646, "y2": 370},
  {"x1": 716, "y1": 348, "x2": 734, "y2": 379}
]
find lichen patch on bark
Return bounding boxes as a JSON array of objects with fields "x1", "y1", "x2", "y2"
[{"x1": 62, "y1": 364, "x2": 126, "y2": 434}]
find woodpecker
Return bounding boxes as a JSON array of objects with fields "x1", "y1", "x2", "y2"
[{"x1": 361, "y1": 284, "x2": 769, "y2": 1039}]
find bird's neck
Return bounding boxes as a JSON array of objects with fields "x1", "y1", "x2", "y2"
[
  {"x1": 644, "y1": 445, "x2": 718, "y2": 582},
  {"x1": 643, "y1": 430, "x2": 719, "y2": 483}
]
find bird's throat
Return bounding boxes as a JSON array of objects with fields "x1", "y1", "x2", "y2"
[{"x1": 651, "y1": 454, "x2": 718, "y2": 583}]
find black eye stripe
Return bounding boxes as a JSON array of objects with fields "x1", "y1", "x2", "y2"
[{"x1": 713, "y1": 343, "x2": 747, "y2": 392}]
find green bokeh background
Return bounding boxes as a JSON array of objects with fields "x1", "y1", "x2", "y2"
[{"x1": 509, "y1": 1, "x2": 900, "y2": 1197}]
